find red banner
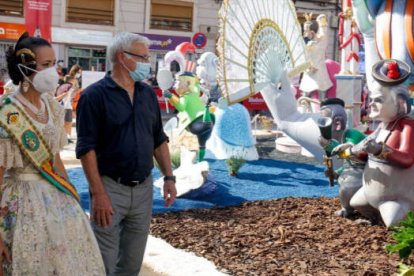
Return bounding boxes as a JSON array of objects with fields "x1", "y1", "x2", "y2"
[{"x1": 24, "y1": 0, "x2": 52, "y2": 42}]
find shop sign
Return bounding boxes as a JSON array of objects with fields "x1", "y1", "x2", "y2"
[
  {"x1": 139, "y1": 33, "x2": 191, "y2": 51},
  {"x1": 0, "y1": 23, "x2": 26, "y2": 40}
]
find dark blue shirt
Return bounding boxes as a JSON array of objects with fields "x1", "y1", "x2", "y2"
[{"x1": 75, "y1": 73, "x2": 168, "y2": 181}]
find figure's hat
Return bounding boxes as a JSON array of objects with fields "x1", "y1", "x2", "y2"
[
  {"x1": 175, "y1": 42, "x2": 197, "y2": 77},
  {"x1": 372, "y1": 59, "x2": 411, "y2": 86},
  {"x1": 178, "y1": 70, "x2": 195, "y2": 77},
  {"x1": 320, "y1": 98, "x2": 345, "y2": 108},
  {"x1": 184, "y1": 60, "x2": 197, "y2": 73},
  {"x1": 175, "y1": 42, "x2": 196, "y2": 56}
]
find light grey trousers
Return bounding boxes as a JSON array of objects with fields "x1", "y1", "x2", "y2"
[{"x1": 92, "y1": 175, "x2": 153, "y2": 276}]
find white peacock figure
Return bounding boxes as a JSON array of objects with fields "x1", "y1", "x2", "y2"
[{"x1": 217, "y1": 0, "x2": 325, "y2": 161}]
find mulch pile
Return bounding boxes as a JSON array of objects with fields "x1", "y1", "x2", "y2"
[
  {"x1": 150, "y1": 132, "x2": 412, "y2": 275},
  {"x1": 151, "y1": 197, "x2": 412, "y2": 275}
]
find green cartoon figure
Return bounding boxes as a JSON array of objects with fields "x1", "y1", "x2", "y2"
[{"x1": 164, "y1": 71, "x2": 214, "y2": 161}]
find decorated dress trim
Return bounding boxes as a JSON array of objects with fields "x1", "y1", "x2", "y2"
[{"x1": 0, "y1": 96, "x2": 80, "y2": 203}]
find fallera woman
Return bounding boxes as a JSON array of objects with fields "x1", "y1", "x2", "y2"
[{"x1": 0, "y1": 32, "x2": 104, "y2": 275}]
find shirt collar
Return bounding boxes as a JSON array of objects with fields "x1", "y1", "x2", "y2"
[
  {"x1": 105, "y1": 71, "x2": 144, "y2": 90},
  {"x1": 105, "y1": 71, "x2": 119, "y2": 89}
]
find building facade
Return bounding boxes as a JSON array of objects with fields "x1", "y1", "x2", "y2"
[
  {"x1": 0, "y1": 0, "x2": 341, "y2": 79},
  {"x1": 0, "y1": 0, "x2": 221, "y2": 75}
]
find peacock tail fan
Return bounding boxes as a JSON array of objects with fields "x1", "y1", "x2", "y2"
[{"x1": 217, "y1": 0, "x2": 311, "y2": 104}]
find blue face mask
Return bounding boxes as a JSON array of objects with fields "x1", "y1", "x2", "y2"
[{"x1": 129, "y1": 62, "x2": 151, "y2": 82}]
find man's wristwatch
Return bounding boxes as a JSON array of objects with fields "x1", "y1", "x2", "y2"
[{"x1": 164, "y1": 175, "x2": 176, "y2": 183}]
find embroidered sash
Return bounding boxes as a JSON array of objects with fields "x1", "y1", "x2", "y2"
[{"x1": 0, "y1": 96, "x2": 80, "y2": 203}]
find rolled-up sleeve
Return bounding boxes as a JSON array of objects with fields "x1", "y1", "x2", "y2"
[{"x1": 76, "y1": 92, "x2": 102, "y2": 158}]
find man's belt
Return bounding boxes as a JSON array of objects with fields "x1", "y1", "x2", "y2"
[{"x1": 107, "y1": 173, "x2": 150, "y2": 187}]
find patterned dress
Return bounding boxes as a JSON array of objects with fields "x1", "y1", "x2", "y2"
[{"x1": 0, "y1": 94, "x2": 105, "y2": 275}]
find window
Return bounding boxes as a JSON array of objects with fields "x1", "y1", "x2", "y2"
[
  {"x1": 66, "y1": 0, "x2": 114, "y2": 26},
  {"x1": 150, "y1": 0, "x2": 193, "y2": 32},
  {"x1": 0, "y1": 0, "x2": 23, "y2": 17},
  {"x1": 68, "y1": 47, "x2": 106, "y2": 72}
]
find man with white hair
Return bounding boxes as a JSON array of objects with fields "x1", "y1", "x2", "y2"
[{"x1": 76, "y1": 32, "x2": 177, "y2": 274}]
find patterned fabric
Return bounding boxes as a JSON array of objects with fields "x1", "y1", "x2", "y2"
[
  {"x1": 0, "y1": 94, "x2": 105, "y2": 275},
  {"x1": 0, "y1": 94, "x2": 67, "y2": 169}
]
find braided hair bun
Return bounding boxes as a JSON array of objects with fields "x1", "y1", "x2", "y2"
[{"x1": 6, "y1": 32, "x2": 51, "y2": 85}]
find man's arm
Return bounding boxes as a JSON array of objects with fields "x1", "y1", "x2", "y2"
[
  {"x1": 75, "y1": 91, "x2": 113, "y2": 227},
  {"x1": 379, "y1": 122, "x2": 414, "y2": 168},
  {"x1": 154, "y1": 141, "x2": 176, "y2": 207},
  {"x1": 80, "y1": 150, "x2": 114, "y2": 227}
]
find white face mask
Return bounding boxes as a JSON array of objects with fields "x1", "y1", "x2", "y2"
[{"x1": 18, "y1": 64, "x2": 59, "y2": 93}]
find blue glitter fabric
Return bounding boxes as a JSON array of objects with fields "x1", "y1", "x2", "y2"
[
  {"x1": 181, "y1": 174, "x2": 217, "y2": 199},
  {"x1": 216, "y1": 103, "x2": 255, "y2": 147},
  {"x1": 68, "y1": 159, "x2": 338, "y2": 214}
]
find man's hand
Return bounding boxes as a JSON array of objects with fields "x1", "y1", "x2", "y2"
[
  {"x1": 163, "y1": 180, "x2": 177, "y2": 207},
  {"x1": 91, "y1": 192, "x2": 114, "y2": 228},
  {"x1": 0, "y1": 238, "x2": 11, "y2": 275}
]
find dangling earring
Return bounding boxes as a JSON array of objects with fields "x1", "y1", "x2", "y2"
[{"x1": 22, "y1": 80, "x2": 30, "y2": 93}]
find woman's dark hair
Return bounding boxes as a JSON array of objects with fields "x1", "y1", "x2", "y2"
[{"x1": 6, "y1": 32, "x2": 51, "y2": 85}]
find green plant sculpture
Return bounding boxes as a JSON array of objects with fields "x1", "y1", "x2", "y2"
[{"x1": 226, "y1": 155, "x2": 246, "y2": 176}]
